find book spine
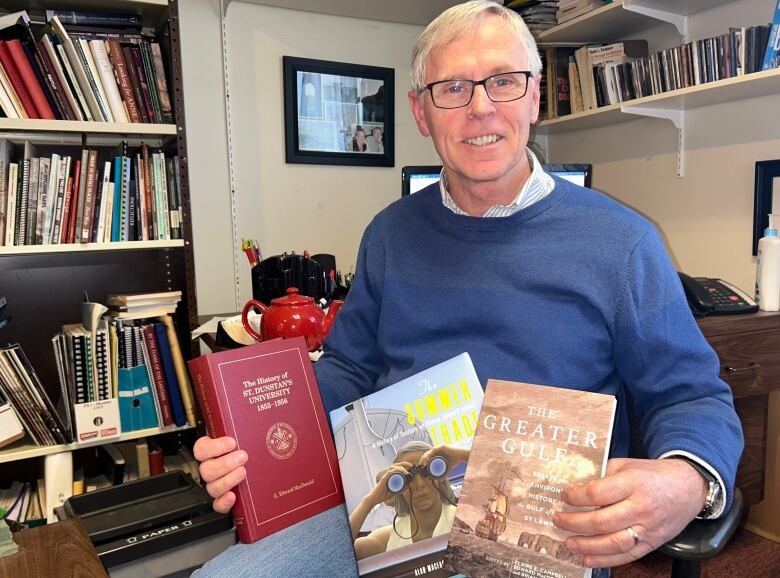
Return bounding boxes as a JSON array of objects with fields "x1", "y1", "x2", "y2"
[
  {"x1": 5, "y1": 40, "x2": 56, "y2": 119},
  {"x1": 139, "y1": 41, "x2": 162, "y2": 123},
  {"x1": 121, "y1": 45, "x2": 149, "y2": 123},
  {"x1": 95, "y1": 161, "x2": 111, "y2": 242},
  {"x1": 51, "y1": 156, "x2": 69, "y2": 244},
  {"x1": 0, "y1": 41, "x2": 38, "y2": 118},
  {"x1": 36, "y1": 39, "x2": 76, "y2": 120},
  {"x1": 0, "y1": 140, "x2": 10, "y2": 244},
  {"x1": 22, "y1": 41, "x2": 65, "y2": 120},
  {"x1": 41, "y1": 154, "x2": 59, "y2": 245},
  {"x1": 53, "y1": 39, "x2": 92, "y2": 121},
  {"x1": 111, "y1": 156, "x2": 122, "y2": 242},
  {"x1": 4, "y1": 164, "x2": 17, "y2": 246},
  {"x1": 128, "y1": 46, "x2": 155, "y2": 124},
  {"x1": 26, "y1": 157, "x2": 40, "y2": 245},
  {"x1": 80, "y1": 150, "x2": 98, "y2": 242},
  {"x1": 150, "y1": 42, "x2": 173, "y2": 123},
  {"x1": 142, "y1": 144, "x2": 154, "y2": 239},
  {"x1": 75, "y1": 38, "x2": 112, "y2": 122},
  {"x1": 16, "y1": 158, "x2": 29, "y2": 246},
  {"x1": 46, "y1": 11, "x2": 143, "y2": 29},
  {"x1": 139, "y1": 337, "x2": 165, "y2": 428},
  {"x1": 106, "y1": 39, "x2": 141, "y2": 123},
  {"x1": 187, "y1": 354, "x2": 251, "y2": 539},
  {"x1": 154, "y1": 323, "x2": 186, "y2": 426},
  {"x1": 160, "y1": 315, "x2": 196, "y2": 427},
  {"x1": 141, "y1": 324, "x2": 173, "y2": 427},
  {"x1": 89, "y1": 39, "x2": 128, "y2": 123}
]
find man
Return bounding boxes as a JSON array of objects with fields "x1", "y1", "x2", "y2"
[
  {"x1": 367, "y1": 127, "x2": 384, "y2": 153},
  {"x1": 194, "y1": 2, "x2": 743, "y2": 575}
]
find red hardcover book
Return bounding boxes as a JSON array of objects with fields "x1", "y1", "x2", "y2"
[
  {"x1": 188, "y1": 337, "x2": 344, "y2": 544},
  {"x1": 142, "y1": 324, "x2": 174, "y2": 427},
  {"x1": 5, "y1": 39, "x2": 56, "y2": 119},
  {"x1": 0, "y1": 41, "x2": 38, "y2": 118}
]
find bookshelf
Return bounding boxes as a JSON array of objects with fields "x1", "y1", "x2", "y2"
[
  {"x1": 0, "y1": 0, "x2": 199, "y2": 491},
  {"x1": 533, "y1": 0, "x2": 779, "y2": 176}
]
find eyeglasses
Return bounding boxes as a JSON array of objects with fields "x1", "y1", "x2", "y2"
[{"x1": 423, "y1": 71, "x2": 532, "y2": 109}]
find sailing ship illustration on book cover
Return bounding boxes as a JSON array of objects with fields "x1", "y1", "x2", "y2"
[
  {"x1": 445, "y1": 379, "x2": 616, "y2": 578},
  {"x1": 329, "y1": 353, "x2": 484, "y2": 578}
]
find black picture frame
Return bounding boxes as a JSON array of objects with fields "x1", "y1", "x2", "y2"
[
  {"x1": 283, "y1": 56, "x2": 394, "y2": 167},
  {"x1": 752, "y1": 159, "x2": 780, "y2": 255}
]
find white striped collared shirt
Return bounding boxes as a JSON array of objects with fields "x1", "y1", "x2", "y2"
[{"x1": 439, "y1": 148, "x2": 554, "y2": 217}]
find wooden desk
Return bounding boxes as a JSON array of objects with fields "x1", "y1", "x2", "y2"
[
  {"x1": 0, "y1": 519, "x2": 107, "y2": 578},
  {"x1": 698, "y1": 311, "x2": 780, "y2": 507}
]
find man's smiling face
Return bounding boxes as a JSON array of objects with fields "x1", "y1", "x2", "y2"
[{"x1": 408, "y1": 16, "x2": 540, "y2": 214}]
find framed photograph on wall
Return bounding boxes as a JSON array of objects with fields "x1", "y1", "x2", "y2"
[
  {"x1": 753, "y1": 159, "x2": 780, "y2": 255},
  {"x1": 283, "y1": 56, "x2": 394, "y2": 167}
]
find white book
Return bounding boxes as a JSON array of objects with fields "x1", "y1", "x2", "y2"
[
  {"x1": 103, "y1": 181, "x2": 115, "y2": 243},
  {"x1": 0, "y1": 139, "x2": 11, "y2": 245},
  {"x1": 0, "y1": 64, "x2": 26, "y2": 119},
  {"x1": 96, "y1": 161, "x2": 112, "y2": 242},
  {"x1": 79, "y1": 38, "x2": 113, "y2": 122},
  {"x1": 42, "y1": 154, "x2": 60, "y2": 245},
  {"x1": 44, "y1": 451, "x2": 73, "y2": 522},
  {"x1": 49, "y1": 16, "x2": 104, "y2": 121},
  {"x1": 4, "y1": 163, "x2": 18, "y2": 246},
  {"x1": 41, "y1": 35, "x2": 83, "y2": 121},
  {"x1": 0, "y1": 402, "x2": 25, "y2": 449},
  {"x1": 0, "y1": 78, "x2": 20, "y2": 119},
  {"x1": 89, "y1": 40, "x2": 127, "y2": 123},
  {"x1": 35, "y1": 157, "x2": 51, "y2": 244}
]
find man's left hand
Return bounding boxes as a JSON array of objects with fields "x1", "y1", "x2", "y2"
[{"x1": 553, "y1": 457, "x2": 708, "y2": 568}]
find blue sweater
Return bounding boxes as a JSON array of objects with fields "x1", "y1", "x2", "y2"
[{"x1": 315, "y1": 178, "x2": 743, "y2": 505}]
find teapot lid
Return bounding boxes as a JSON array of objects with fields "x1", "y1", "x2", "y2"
[{"x1": 271, "y1": 287, "x2": 315, "y2": 306}]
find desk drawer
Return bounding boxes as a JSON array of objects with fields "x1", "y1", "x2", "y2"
[{"x1": 707, "y1": 329, "x2": 780, "y2": 399}]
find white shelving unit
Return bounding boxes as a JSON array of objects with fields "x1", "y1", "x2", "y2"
[
  {"x1": 0, "y1": 424, "x2": 194, "y2": 465},
  {"x1": 533, "y1": 0, "x2": 778, "y2": 176}
]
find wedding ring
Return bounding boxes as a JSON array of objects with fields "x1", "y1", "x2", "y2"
[{"x1": 626, "y1": 526, "x2": 640, "y2": 546}]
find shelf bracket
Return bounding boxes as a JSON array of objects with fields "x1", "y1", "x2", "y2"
[
  {"x1": 621, "y1": 105, "x2": 686, "y2": 177},
  {"x1": 623, "y1": 0, "x2": 687, "y2": 39},
  {"x1": 222, "y1": 0, "x2": 234, "y2": 17}
]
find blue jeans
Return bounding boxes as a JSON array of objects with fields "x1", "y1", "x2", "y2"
[{"x1": 192, "y1": 504, "x2": 358, "y2": 577}]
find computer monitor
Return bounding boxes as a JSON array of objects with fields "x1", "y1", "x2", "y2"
[
  {"x1": 401, "y1": 163, "x2": 592, "y2": 196},
  {"x1": 401, "y1": 165, "x2": 442, "y2": 196}
]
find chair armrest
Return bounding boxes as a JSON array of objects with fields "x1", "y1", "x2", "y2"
[{"x1": 660, "y1": 487, "x2": 744, "y2": 560}]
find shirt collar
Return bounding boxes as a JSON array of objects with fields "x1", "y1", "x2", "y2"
[{"x1": 439, "y1": 148, "x2": 553, "y2": 217}]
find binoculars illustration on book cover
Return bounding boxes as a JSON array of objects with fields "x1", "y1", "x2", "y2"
[{"x1": 386, "y1": 455, "x2": 448, "y2": 494}]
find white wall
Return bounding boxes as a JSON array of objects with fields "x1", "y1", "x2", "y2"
[
  {"x1": 180, "y1": 0, "x2": 436, "y2": 315},
  {"x1": 547, "y1": 0, "x2": 780, "y2": 294}
]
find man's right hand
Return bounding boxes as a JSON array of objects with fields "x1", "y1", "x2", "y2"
[{"x1": 193, "y1": 435, "x2": 248, "y2": 513}]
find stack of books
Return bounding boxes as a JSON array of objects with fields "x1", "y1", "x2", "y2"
[
  {"x1": 0, "y1": 10, "x2": 173, "y2": 123},
  {"x1": 107, "y1": 289, "x2": 182, "y2": 320},
  {"x1": 505, "y1": 1, "x2": 559, "y2": 34}
]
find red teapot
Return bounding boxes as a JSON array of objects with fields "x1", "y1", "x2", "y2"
[{"x1": 241, "y1": 287, "x2": 343, "y2": 352}]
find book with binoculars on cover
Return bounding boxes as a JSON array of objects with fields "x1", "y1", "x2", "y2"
[{"x1": 329, "y1": 353, "x2": 484, "y2": 578}]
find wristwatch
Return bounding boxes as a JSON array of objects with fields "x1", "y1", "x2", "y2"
[{"x1": 668, "y1": 456, "x2": 721, "y2": 518}]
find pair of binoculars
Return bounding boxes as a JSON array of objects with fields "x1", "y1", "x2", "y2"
[{"x1": 386, "y1": 455, "x2": 448, "y2": 494}]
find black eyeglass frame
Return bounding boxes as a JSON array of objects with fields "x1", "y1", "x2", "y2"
[{"x1": 422, "y1": 70, "x2": 533, "y2": 109}]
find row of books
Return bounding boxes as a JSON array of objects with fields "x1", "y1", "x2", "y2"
[
  {"x1": 0, "y1": 480, "x2": 45, "y2": 526},
  {"x1": 0, "y1": 10, "x2": 173, "y2": 123},
  {"x1": 556, "y1": 0, "x2": 608, "y2": 25},
  {"x1": 0, "y1": 140, "x2": 184, "y2": 247},
  {"x1": 0, "y1": 343, "x2": 69, "y2": 447},
  {"x1": 543, "y1": 22, "x2": 779, "y2": 119},
  {"x1": 504, "y1": 0, "x2": 559, "y2": 34},
  {"x1": 52, "y1": 310, "x2": 196, "y2": 443}
]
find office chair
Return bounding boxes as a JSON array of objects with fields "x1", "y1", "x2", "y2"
[
  {"x1": 626, "y1": 402, "x2": 744, "y2": 578},
  {"x1": 660, "y1": 486, "x2": 744, "y2": 578}
]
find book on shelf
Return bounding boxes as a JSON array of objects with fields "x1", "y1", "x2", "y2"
[
  {"x1": 188, "y1": 336, "x2": 344, "y2": 544},
  {"x1": 762, "y1": 0, "x2": 780, "y2": 71},
  {"x1": 0, "y1": 401, "x2": 25, "y2": 449},
  {"x1": 444, "y1": 379, "x2": 616, "y2": 578},
  {"x1": 329, "y1": 352, "x2": 484, "y2": 578}
]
